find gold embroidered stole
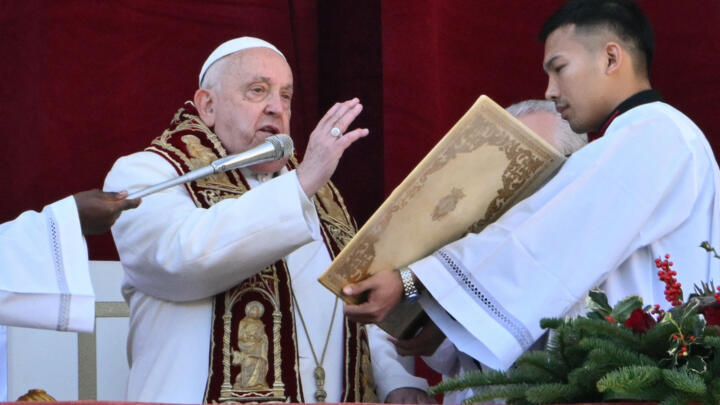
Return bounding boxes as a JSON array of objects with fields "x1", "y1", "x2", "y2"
[{"x1": 146, "y1": 102, "x2": 378, "y2": 403}]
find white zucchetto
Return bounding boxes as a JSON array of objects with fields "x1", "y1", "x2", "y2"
[{"x1": 198, "y1": 37, "x2": 286, "y2": 87}]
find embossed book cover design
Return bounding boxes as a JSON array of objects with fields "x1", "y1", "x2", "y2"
[{"x1": 319, "y1": 95, "x2": 566, "y2": 337}]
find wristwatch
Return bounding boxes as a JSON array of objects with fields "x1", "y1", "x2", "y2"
[{"x1": 398, "y1": 267, "x2": 420, "y2": 302}]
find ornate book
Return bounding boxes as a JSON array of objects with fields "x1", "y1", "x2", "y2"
[{"x1": 318, "y1": 95, "x2": 566, "y2": 338}]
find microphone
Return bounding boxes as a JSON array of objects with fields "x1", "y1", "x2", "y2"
[{"x1": 127, "y1": 134, "x2": 293, "y2": 199}]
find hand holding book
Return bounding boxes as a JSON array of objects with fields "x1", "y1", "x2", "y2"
[{"x1": 321, "y1": 95, "x2": 566, "y2": 338}]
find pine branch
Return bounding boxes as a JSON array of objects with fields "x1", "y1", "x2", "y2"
[
  {"x1": 508, "y1": 364, "x2": 560, "y2": 385},
  {"x1": 540, "y1": 317, "x2": 565, "y2": 330},
  {"x1": 429, "y1": 369, "x2": 503, "y2": 395},
  {"x1": 513, "y1": 350, "x2": 569, "y2": 381},
  {"x1": 660, "y1": 393, "x2": 695, "y2": 405},
  {"x1": 601, "y1": 388, "x2": 667, "y2": 402},
  {"x1": 706, "y1": 376, "x2": 720, "y2": 403},
  {"x1": 582, "y1": 338, "x2": 657, "y2": 367},
  {"x1": 705, "y1": 325, "x2": 720, "y2": 337},
  {"x1": 566, "y1": 365, "x2": 609, "y2": 396},
  {"x1": 579, "y1": 335, "x2": 636, "y2": 354},
  {"x1": 706, "y1": 356, "x2": 720, "y2": 381},
  {"x1": 704, "y1": 336, "x2": 720, "y2": 350},
  {"x1": 662, "y1": 368, "x2": 707, "y2": 395},
  {"x1": 574, "y1": 317, "x2": 641, "y2": 346},
  {"x1": 596, "y1": 365, "x2": 662, "y2": 393},
  {"x1": 547, "y1": 323, "x2": 588, "y2": 369},
  {"x1": 460, "y1": 384, "x2": 531, "y2": 404},
  {"x1": 525, "y1": 382, "x2": 582, "y2": 403}
]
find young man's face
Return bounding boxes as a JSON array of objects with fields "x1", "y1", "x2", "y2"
[{"x1": 543, "y1": 25, "x2": 611, "y2": 133}]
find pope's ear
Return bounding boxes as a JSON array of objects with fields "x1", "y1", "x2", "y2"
[{"x1": 194, "y1": 88, "x2": 216, "y2": 127}]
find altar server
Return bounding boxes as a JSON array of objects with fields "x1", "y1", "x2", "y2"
[{"x1": 344, "y1": 0, "x2": 720, "y2": 372}]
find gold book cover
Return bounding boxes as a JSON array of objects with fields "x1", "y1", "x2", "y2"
[{"x1": 319, "y1": 95, "x2": 566, "y2": 337}]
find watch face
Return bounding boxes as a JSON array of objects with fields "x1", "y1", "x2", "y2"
[{"x1": 405, "y1": 292, "x2": 420, "y2": 303}]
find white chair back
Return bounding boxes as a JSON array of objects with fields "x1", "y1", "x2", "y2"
[{"x1": 6, "y1": 261, "x2": 130, "y2": 400}]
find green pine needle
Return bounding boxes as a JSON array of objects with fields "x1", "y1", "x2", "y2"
[
  {"x1": 659, "y1": 393, "x2": 695, "y2": 405},
  {"x1": 596, "y1": 365, "x2": 662, "y2": 393},
  {"x1": 574, "y1": 317, "x2": 641, "y2": 346},
  {"x1": 460, "y1": 384, "x2": 531, "y2": 404},
  {"x1": 582, "y1": 339, "x2": 656, "y2": 367},
  {"x1": 704, "y1": 336, "x2": 720, "y2": 350},
  {"x1": 513, "y1": 350, "x2": 569, "y2": 380},
  {"x1": 662, "y1": 368, "x2": 707, "y2": 395},
  {"x1": 525, "y1": 382, "x2": 581, "y2": 403},
  {"x1": 429, "y1": 369, "x2": 501, "y2": 395},
  {"x1": 540, "y1": 317, "x2": 565, "y2": 329}
]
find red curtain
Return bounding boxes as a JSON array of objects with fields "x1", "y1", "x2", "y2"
[
  {"x1": 381, "y1": 0, "x2": 720, "y2": 193},
  {"x1": 0, "y1": 0, "x2": 324, "y2": 258},
  {"x1": 1, "y1": 0, "x2": 719, "y2": 259}
]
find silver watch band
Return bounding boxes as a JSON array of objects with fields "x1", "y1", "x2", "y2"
[{"x1": 398, "y1": 267, "x2": 420, "y2": 302}]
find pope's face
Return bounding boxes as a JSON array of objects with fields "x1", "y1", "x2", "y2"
[
  {"x1": 543, "y1": 25, "x2": 609, "y2": 133},
  {"x1": 213, "y1": 47, "x2": 293, "y2": 173}
]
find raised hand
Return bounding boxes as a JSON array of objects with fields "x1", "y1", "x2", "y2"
[{"x1": 296, "y1": 98, "x2": 369, "y2": 197}]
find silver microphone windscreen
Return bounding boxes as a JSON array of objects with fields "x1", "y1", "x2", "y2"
[{"x1": 266, "y1": 134, "x2": 294, "y2": 159}]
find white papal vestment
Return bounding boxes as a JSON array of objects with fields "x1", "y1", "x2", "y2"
[
  {"x1": 105, "y1": 152, "x2": 426, "y2": 403},
  {"x1": 412, "y1": 101, "x2": 720, "y2": 371},
  {"x1": 0, "y1": 196, "x2": 94, "y2": 332}
]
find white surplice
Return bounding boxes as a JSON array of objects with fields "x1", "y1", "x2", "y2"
[
  {"x1": 0, "y1": 196, "x2": 94, "y2": 333},
  {"x1": 105, "y1": 152, "x2": 427, "y2": 403},
  {"x1": 412, "y1": 101, "x2": 720, "y2": 371}
]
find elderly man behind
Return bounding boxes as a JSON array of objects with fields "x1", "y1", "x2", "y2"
[{"x1": 105, "y1": 37, "x2": 430, "y2": 403}]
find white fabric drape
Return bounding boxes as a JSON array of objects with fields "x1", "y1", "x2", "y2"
[{"x1": 0, "y1": 196, "x2": 94, "y2": 333}]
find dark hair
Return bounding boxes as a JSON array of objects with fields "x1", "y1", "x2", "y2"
[{"x1": 539, "y1": 0, "x2": 654, "y2": 76}]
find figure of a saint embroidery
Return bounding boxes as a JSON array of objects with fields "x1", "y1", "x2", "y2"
[
  {"x1": 232, "y1": 301, "x2": 269, "y2": 390},
  {"x1": 181, "y1": 135, "x2": 216, "y2": 166}
]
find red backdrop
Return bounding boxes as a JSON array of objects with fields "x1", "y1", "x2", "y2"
[
  {"x1": 382, "y1": 0, "x2": 720, "y2": 193},
  {"x1": 1, "y1": 0, "x2": 718, "y2": 260}
]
